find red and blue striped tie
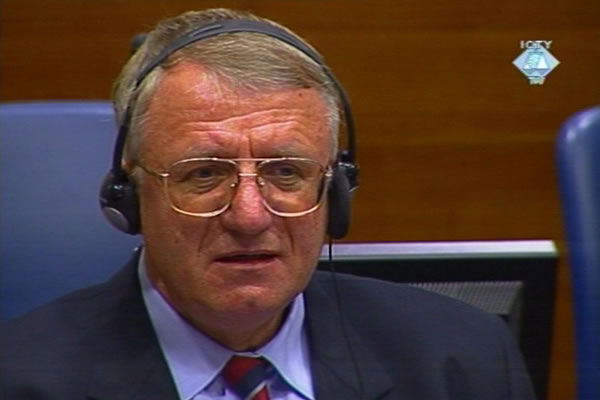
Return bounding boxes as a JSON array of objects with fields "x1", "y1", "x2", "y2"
[{"x1": 222, "y1": 355, "x2": 271, "y2": 400}]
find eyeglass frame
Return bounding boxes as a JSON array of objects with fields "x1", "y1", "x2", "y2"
[{"x1": 134, "y1": 157, "x2": 334, "y2": 218}]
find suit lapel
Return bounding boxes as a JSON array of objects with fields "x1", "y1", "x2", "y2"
[
  {"x1": 86, "y1": 253, "x2": 179, "y2": 400},
  {"x1": 304, "y1": 272, "x2": 394, "y2": 400}
]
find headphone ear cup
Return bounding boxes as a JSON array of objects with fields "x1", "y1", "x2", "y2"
[
  {"x1": 99, "y1": 172, "x2": 141, "y2": 235},
  {"x1": 327, "y1": 166, "x2": 352, "y2": 239}
]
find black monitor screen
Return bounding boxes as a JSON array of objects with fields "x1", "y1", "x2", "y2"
[{"x1": 317, "y1": 240, "x2": 558, "y2": 400}]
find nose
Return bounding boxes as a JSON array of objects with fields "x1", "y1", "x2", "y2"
[{"x1": 220, "y1": 174, "x2": 272, "y2": 235}]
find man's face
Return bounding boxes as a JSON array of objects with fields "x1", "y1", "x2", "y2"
[{"x1": 137, "y1": 62, "x2": 332, "y2": 336}]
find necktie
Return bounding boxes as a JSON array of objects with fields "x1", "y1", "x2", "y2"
[{"x1": 222, "y1": 355, "x2": 271, "y2": 400}]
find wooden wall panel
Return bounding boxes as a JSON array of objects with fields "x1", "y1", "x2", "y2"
[{"x1": 3, "y1": 1, "x2": 600, "y2": 399}]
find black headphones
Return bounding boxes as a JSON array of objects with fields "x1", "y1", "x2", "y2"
[{"x1": 99, "y1": 19, "x2": 358, "y2": 238}]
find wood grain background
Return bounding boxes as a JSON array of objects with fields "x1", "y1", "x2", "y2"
[{"x1": 3, "y1": 1, "x2": 599, "y2": 398}]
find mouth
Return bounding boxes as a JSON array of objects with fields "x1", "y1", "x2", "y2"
[{"x1": 214, "y1": 252, "x2": 278, "y2": 265}]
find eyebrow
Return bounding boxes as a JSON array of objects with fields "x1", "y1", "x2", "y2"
[
  {"x1": 177, "y1": 145, "x2": 318, "y2": 159},
  {"x1": 177, "y1": 145, "x2": 236, "y2": 159},
  {"x1": 255, "y1": 140, "x2": 322, "y2": 158}
]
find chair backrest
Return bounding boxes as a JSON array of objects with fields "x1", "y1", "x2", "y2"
[
  {"x1": 0, "y1": 101, "x2": 140, "y2": 321},
  {"x1": 555, "y1": 105, "x2": 600, "y2": 400}
]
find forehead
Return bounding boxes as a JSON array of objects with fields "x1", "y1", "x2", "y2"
[{"x1": 140, "y1": 62, "x2": 333, "y2": 162}]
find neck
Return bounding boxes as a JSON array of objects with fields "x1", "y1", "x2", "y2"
[
  {"x1": 156, "y1": 281, "x2": 289, "y2": 351},
  {"x1": 190, "y1": 311, "x2": 286, "y2": 351}
]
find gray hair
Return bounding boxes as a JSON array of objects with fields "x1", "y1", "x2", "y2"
[{"x1": 112, "y1": 8, "x2": 341, "y2": 167}]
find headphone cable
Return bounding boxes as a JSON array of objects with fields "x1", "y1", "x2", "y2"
[{"x1": 327, "y1": 237, "x2": 364, "y2": 399}]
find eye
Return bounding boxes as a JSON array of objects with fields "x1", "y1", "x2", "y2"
[
  {"x1": 186, "y1": 166, "x2": 222, "y2": 180},
  {"x1": 171, "y1": 161, "x2": 233, "y2": 192},
  {"x1": 260, "y1": 160, "x2": 311, "y2": 190},
  {"x1": 276, "y1": 164, "x2": 300, "y2": 177}
]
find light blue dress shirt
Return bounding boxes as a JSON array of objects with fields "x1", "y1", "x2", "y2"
[{"x1": 138, "y1": 251, "x2": 315, "y2": 400}]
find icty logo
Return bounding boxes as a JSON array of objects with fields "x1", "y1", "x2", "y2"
[{"x1": 513, "y1": 40, "x2": 559, "y2": 85}]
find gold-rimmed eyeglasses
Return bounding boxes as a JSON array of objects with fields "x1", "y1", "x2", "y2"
[{"x1": 136, "y1": 157, "x2": 333, "y2": 218}]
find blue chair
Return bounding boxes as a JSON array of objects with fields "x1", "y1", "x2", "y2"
[
  {"x1": 556, "y1": 105, "x2": 600, "y2": 400},
  {"x1": 0, "y1": 102, "x2": 140, "y2": 321}
]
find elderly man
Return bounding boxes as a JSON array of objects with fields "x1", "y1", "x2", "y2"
[{"x1": 0, "y1": 8, "x2": 535, "y2": 400}]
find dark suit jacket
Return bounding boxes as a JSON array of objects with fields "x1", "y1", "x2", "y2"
[{"x1": 0, "y1": 252, "x2": 535, "y2": 400}]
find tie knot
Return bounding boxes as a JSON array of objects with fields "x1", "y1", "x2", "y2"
[{"x1": 222, "y1": 355, "x2": 271, "y2": 399}]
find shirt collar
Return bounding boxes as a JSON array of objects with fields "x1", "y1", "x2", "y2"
[{"x1": 138, "y1": 249, "x2": 313, "y2": 400}]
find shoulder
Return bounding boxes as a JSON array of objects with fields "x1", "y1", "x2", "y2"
[
  {"x1": 1, "y1": 280, "x2": 118, "y2": 355},
  {"x1": 310, "y1": 270, "x2": 514, "y2": 353},
  {"x1": 0, "y1": 262, "x2": 138, "y2": 367},
  {"x1": 0, "y1": 262, "x2": 146, "y2": 396},
  {"x1": 313, "y1": 270, "x2": 497, "y2": 318},
  {"x1": 0, "y1": 283, "x2": 109, "y2": 396},
  {"x1": 307, "y1": 271, "x2": 534, "y2": 398}
]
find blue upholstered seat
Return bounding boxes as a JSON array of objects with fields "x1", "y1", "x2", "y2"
[
  {"x1": 0, "y1": 101, "x2": 140, "y2": 321},
  {"x1": 556, "y1": 105, "x2": 600, "y2": 400}
]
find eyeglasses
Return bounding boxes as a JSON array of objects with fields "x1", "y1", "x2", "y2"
[{"x1": 136, "y1": 157, "x2": 333, "y2": 218}]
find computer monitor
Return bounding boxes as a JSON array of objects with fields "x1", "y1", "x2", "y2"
[{"x1": 318, "y1": 240, "x2": 558, "y2": 400}]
